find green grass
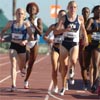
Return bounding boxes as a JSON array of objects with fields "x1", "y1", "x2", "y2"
[
  {"x1": 0, "y1": 47, "x2": 8, "y2": 53},
  {"x1": 38, "y1": 44, "x2": 49, "y2": 54}
]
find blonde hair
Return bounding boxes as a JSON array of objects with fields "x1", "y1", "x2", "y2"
[
  {"x1": 16, "y1": 8, "x2": 26, "y2": 19},
  {"x1": 67, "y1": 0, "x2": 77, "y2": 9},
  {"x1": 16, "y1": 8, "x2": 26, "y2": 18}
]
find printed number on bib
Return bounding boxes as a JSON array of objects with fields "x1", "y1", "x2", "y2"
[{"x1": 12, "y1": 33, "x2": 23, "y2": 40}]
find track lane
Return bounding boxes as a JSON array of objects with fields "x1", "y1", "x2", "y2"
[{"x1": 0, "y1": 54, "x2": 99, "y2": 100}]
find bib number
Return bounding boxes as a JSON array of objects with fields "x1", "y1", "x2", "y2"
[
  {"x1": 64, "y1": 32, "x2": 77, "y2": 38},
  {"x1": 92, "y1": 32, "x2": 100, "y2": 41},
  {"x1": 12, "y1": 33, "x2": 23, "y2": 40}
]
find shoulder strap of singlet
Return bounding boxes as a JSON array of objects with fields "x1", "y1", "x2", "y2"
[
  {"x1": 11, "y1": 20, "x2": 16, "y2": 32},
  {"x1": 65, "y1": 14, "x2": 78, "y2": 22},
  {"x1": 91, "y1": 19, "x2": 97, "y2": 29},
  {"x1": 75, "y1": 15, "x2": 78, "y2": 22},
  {"x1": 34, "y1": 17, "x2": 38, "y2": 26}
]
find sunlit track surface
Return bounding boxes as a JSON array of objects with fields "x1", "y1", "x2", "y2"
[{"x1": 0, "y1": 53, "x2": 99, "y2": 100}]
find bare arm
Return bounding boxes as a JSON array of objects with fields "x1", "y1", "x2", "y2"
[
  {"x1": 0, "y1": 21, "x2": 12, "y2": 38},
  {"x1": 79, "y1": 16, "x2": 88, "y2": 46},
  {"x1": 86, "y1": 18, "x2": 100, "y2": 33},
  {"x1": 43, "y1": 24, "x2": 55, "y2": 43},
  {"x1": 25, "y1": 21, "x2": 34, "y2": 41},
  {"x1": 54, "y1": 16, "x2": 71, "y2": 35},
  {"x1": 86, "y1": 18, "x2": 94, "y2": 34}
]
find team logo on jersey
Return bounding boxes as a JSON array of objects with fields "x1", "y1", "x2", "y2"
[{"x1": 68, "y1": 24, "x2": 77, "y2": 32}]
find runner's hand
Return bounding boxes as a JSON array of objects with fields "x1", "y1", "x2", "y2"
[{"x1": 0, "y1": 37, "x2": 5, "y2": 42}]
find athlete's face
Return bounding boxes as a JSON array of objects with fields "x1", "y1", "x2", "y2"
[
  {"x1": 16, "y1": 9, "x2": 25, "y2": 20},
  {"x1": 29, "y1": 6, "x2": 37, "y2": 15},
  {"x1": 94, "y1": 7, "x2": 100, "y2": 18},
  {"x1": 82, "y1": 8, "x2": 90, "y2": 19},
  {"x1": 67, "y1": 2, "x2": 77, "y2": 14}
]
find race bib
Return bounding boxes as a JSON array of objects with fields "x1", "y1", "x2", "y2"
[
  {"x1": 54, "y1": 36, "x2": 62, "y2": 43},
  {"x1": 12, "y1": 33, "x2": 23, "y2": 40},
  {"x1": 64, "y1": 32, "x2": 77, "y2": 38},
  {"x1": 31, "y1": 27, "x2": 35, "y2": 33},
  {"x1": 92, "y1": 32, "x2": 100, "y2": 41}
]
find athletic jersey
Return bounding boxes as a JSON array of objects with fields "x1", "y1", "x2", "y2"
[
  {"x1": 91, "y1": 20, "x2": 100, "y2": 41},
  {"x1": 27, "y1": 17, "x2": 40, "y2": 41},
  {"x1": 63, "y1": 15, "x2": 80, "y2": 42},
  {"x1": 53, "y1": 23, "x2": 63, "y2": 44},
  {"x1": 54, "y1": 34, "x2": 63, "y2": 44},
  {"x1": 11, "y1": 21, "x2": 27, "y2": 40}
]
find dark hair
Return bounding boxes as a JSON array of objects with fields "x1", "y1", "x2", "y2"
[
  {"x1": 58, "y1": 10, "x2": 66, "y2": 14},
  {"x1": 92, "y1": 5, "x2": 100, "y2": 13},
  {"x1": 82, "y1": 7, "x2": 90, "y2": 12},
  {"x1": 26, "y1": 2, "x2": 39, "y2": 14}
]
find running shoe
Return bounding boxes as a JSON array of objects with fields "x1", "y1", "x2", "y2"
[
  {"x1": 83, "y1": 84, "x2": 88, "y2": 91},
  {"x1": 53, "y1": 86, "x2": 58, "y2": 93},
  {"x1": 24, "y1": 81, "x2": 29, "y2": 89},
  {"x1": 59, "y1": 88, "x2": 66, "y2": 96},
  {"x1": 97, "y1": 86, "x2": 100, "y2": 96},
  {"x1": 83, "y1": 81, "x2": 89, "y2": 91},
  {"x1": 91, "y1": 85, "x2": 97, "y2": 93},
  {"x1": 69, "y1": 78, "x2": 75, "y2": 85},
  {"x1": 11, "y1": 85, "x2": 17, "y2": 92}
]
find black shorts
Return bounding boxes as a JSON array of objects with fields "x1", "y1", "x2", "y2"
[
  {"x1": 52, "y1": 45, "x2": 60, "y2": 54},
  {"x1": 10, "y1": 42, "x2": 26, "y2": 54},
  {"x1": 85, "y1": 40, "x2": 100, "y2": 52},
  {"x1": 62, "y1": 41, "x2": 78, "y2": 51}
]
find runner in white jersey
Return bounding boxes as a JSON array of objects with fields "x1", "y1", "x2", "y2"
[
  {"x1": 44, "y1": 10, "x2": 66, "y2": 94},
  {"x1": 24, "y1": 2, "x2": 43, "y2": 89}
]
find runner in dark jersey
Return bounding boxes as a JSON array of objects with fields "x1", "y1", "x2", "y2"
[
  {"x1": 54, "y1": 1, "x2": 88, "y2": 95},
  {"x1": 86, "y1": 5, "x2": 100, "y2": 93},
  {"x1": 79, "y1": 7, "x2": 90, "y2": 90}
]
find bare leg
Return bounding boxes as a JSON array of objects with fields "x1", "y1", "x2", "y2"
[{"x1": 24, "y1": 44, "x2": 38, "y2": 82}]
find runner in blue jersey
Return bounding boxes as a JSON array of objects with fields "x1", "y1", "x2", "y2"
[{"x1": 0, "y1": 8, "x2": 34, "y2": 91}]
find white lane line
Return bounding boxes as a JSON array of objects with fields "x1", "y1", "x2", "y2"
[
  {"x1": 44, "y1": 80, "x2": 63, "y2": 100},
  {"x1": 0, "y1": 76, "x2": 11, "y2": 83},
  {"x1": 0, "y1": 55, "x2": 48, "y2": 84},
  {"x1": 48, "y1": 92, "x2": 63, "y2": 100},
  {"x1": 45, "y1": 80, "x2": 53, "y2": 100},
  {"x1": 0, "y1": 62, "x2": 10, "y2": 66}
]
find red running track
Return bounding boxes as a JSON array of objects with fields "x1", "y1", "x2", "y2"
[{"x1": 0, "y1": 53, "x2": 99, "y2": 100}]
